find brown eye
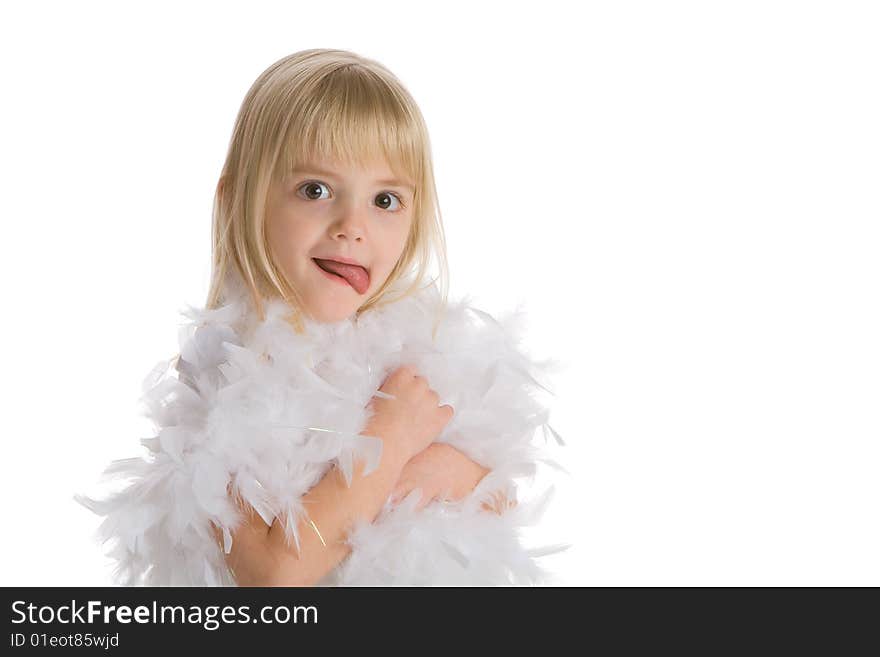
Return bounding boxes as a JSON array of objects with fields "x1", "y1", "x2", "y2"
[
  {"x1": 375, "y1": 192, "x2": 403, "y2": 211},
  {"x1": 298, "y1": 182, "x2": 330, "y2": 200}
]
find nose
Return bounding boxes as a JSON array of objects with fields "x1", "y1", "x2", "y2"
[{"x1": 329, "y1": 202, "x2": 366, "y2": 241}]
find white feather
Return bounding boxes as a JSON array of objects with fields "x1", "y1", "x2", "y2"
[{"x1": 75, "y1": 272, "x2": 567, "y2": 586}]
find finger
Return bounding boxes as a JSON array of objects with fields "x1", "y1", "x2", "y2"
[
  {"x1": 415, "y1": 491, "x2": 430, "y2": 511},
  {"x1": 439, "y1": 486, "x2": 455, "y2": 503},
  {"x1": 405, "y1": 486, "x2": 424, "y2": 510},
  {"x1": 390, "y1": 485, "x2": 407, "y2": 505}
]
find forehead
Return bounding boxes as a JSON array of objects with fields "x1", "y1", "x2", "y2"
[{"x1": 290, "y1": 158, "x2": 414, "y2": 191}]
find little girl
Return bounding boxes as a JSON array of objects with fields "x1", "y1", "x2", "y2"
[{"x1": 75, "y1": 48, "x2": 567, "y2": 586}]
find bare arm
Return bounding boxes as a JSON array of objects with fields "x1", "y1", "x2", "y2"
[
  {"x1": 211, "y1": 430, "x2": 408, "y2": 587},
  {"x1": 205, "y1": 362, "x2": 451, "y2": 586},
  {"x1": 263, "y1": 435, "x2": 409, "y2": 586},
  {"x1": 212, "y1": 442, "x2": 511, "y2": 585},
  {"x1": 390, "y1": 442, "x2": 519, "y2": 515}
]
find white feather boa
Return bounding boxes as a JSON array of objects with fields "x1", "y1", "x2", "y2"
[{"x1": 76, "y1": 274, "x2": 568, "y2": 586}]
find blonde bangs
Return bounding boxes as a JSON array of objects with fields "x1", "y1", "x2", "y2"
[{"x1": 277, "y1": 66, "x2": 422, "y2": 189}]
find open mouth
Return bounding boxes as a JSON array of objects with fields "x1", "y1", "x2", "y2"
[
  {"x1": 311, "y1": 258, "x2": 370, "y2": 294},
  {"x1": 313, "y1": 258, "x2": 350, "y2": 285}
]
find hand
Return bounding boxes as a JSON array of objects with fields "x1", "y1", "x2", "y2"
[
  {"x1": 390, "y1": 442, "x2": 490, "y2": 511},
  {"x1": 363, "y1": 365, "x2": 455, "y2": 462}
]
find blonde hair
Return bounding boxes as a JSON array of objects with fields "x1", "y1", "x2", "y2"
[{"x1": 205, "y1": 48, "x2": 449, "y2": 335}]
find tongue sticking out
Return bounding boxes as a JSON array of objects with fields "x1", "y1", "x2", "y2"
[{"x1": 314, "y1": 259, "x2": 370, "y2": 294}]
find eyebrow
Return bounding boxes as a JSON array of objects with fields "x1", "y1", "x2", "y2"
[{"x1": 290, "y1": 166, "x2": 414, "y2": 191}]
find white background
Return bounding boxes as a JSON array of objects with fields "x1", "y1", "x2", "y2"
[{"x1": 1, "y1": 1, "x2": 877, "y2": 586}]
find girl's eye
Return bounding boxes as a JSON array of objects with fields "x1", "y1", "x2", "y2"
[
  {"x1": 298, "y1": 181, "x2": 330, "y2": 201},
  {"x1": 374, "y1": 192, "x2": 404, "y2": 212},
  {"x1": 296, "y1": 181, "x2": 405, "y2": 212}
]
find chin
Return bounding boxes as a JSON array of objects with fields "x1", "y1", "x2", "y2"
[{"x1": 309, "y1": 303, "x2": 358, "y2": 324}]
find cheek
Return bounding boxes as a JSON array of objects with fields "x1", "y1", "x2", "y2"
[
  {"x1": 382, "y1": 217, "x2": 412, "y2": 257},
  {"x1": 267, "y1": 213, "x2": 318, "y2": 261},
  {"x1": 266, "y1": 220, "x2": 294, "y2": 265},
  {"x1": 373, "y1": 228, "x2": 409, "y2": 274}
]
